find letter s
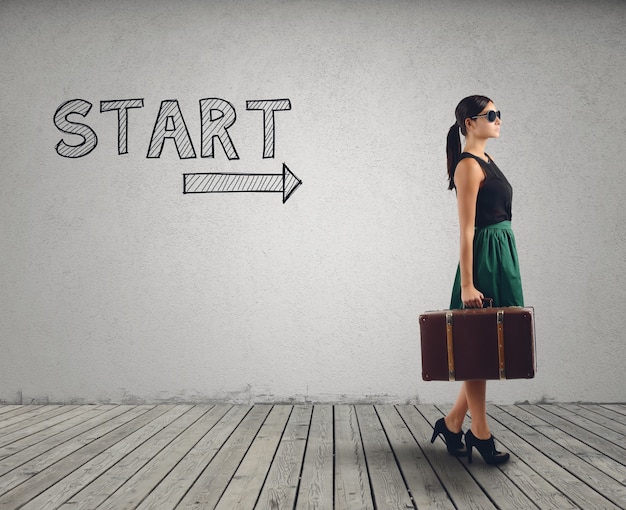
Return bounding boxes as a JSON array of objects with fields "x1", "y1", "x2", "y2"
[{"x1": 54, "y1": 99, "x2": 98, "y2": 158}]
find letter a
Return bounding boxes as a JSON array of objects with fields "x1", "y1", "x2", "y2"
[{"x1": 147, "y1": 100, "x2": 196, "y2": 159}]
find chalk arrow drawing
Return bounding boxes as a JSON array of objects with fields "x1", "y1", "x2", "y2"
[{"x1": 183, "y1": 164, "x2": 302, "y2": 203}]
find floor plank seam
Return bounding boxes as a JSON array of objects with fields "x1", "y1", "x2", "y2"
[
  {"x1": 332, "y1": 404, "x2": 336, "y2": 510},
  {"x1": 375, "y1": 405, "x2": 418, "y2": 510},
  {"x1": 291, "y1": 404, "x2": 314, "y2": 510},
  {"x1": 128, "y1": 404, "x2": 217, "y2": 510},
  {"x1": 406, "y1": 405, "x2": 461, "y2": 509},
  {"x1": 175, "y1": 405, "x2": 253, "y2": 509},
  {"x1": 534, "y1": 404, "x2": 626, "y2": 469},
  {"x1": 215, "y1": 405, "x2": 272, "y2": 510},
  {"x1": 351, "y1": 406, "x2": 373, "y2": 510},
  {"x1": 253, "y1": 404, "x2": 296, "y2": 510},
  {"x1": 494, "y1": 405, "x2": 623, "y2": 510}
]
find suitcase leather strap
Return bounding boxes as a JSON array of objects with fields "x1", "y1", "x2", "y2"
[
  {"x1": 445, "y1": 312, "x2": 455, "y2": 381},
  {"x1": 497, "y1": 310, "x2": 506, "y2": 379}
]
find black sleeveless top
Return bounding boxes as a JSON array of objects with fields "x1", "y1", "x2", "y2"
[{"x1": 459, "y1": 152, "x2": 512, "y2": 227}]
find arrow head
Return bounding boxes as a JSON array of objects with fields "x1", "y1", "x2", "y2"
[{"x1": 282, "y1": 163, "x2": 302, "y2": 203}]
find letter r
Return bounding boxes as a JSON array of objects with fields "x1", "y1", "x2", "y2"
[{"x1": 199, "y1": 98, "x2": 239, "y2": 160}]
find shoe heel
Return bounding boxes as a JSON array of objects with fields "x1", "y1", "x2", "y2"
[
  {"x1": 430, "y1": 420, "x2": 442, "y2": 444},
  {"x1": 467, "y1": 444, "x2": 473, "y2": 463},
  {"x1": 430, "y1": 418, "x2": 467, "y2": 457}
]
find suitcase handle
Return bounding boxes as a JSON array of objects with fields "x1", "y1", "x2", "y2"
[{"x1": 462, "y1": 298, "x2": 493, "y2": 309}]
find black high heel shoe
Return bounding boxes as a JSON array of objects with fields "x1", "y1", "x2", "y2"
[
  {"x1": 465, "y1": 430, "x2": 510, "y2": 465},
  {"x1": 430, "y1": 418, "x2": 467, "y2": 457}
]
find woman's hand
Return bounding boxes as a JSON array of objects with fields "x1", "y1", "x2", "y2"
[{"x1": 461, "y1": 285, "x2": 484, "y2": 308}]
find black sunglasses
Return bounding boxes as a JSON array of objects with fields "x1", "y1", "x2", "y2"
[{"x1": 471, "y1": 110, "x2": 501, "y2": 122}]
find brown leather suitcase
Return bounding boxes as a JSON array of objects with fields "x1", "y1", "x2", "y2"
[{"x1": 419, "y1": 305, "x2": 536, "y2": 381}]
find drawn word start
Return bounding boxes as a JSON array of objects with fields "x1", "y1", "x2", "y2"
[{"x1": 53, "y1": 98, "x2": 291, "y2": 160}]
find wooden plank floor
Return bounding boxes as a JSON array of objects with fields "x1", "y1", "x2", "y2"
[{"x1": 0, "y1": 404, "x2": 625, "y2": 509}]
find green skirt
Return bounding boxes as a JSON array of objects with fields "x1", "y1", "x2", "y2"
[{"x1": 450, "y1": 221, "x2": 524, "y2": 309}]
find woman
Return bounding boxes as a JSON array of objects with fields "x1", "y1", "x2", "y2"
[{"x1": 430, "y1": 95, "x2": 523, "y2": 465}]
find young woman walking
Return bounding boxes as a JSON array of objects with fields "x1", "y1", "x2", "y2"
[{"x1": 430, "y1": 95, "x2": 524, "y2": 465}]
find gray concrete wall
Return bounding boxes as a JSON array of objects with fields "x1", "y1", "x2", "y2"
[{"x1": 1, "y1": 0, "x2": 625, "y2": 404}]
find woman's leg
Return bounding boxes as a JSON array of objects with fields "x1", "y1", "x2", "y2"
[
  {"x1": 444, "y1": 384, "x2": 469, "y2": 433},
  {"x1": 445, "y1": 380, "x2": 490, "y2": 438},
  {"x1": 463, "y1": 380, "x2": 491, "y2": 439}
]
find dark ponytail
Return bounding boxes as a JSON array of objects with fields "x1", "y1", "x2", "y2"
[
  {"x1": 446, "y1": 95, "x2": 492, "y2": 190},
  {"x1": 446, "y1": 123, "x2": 462, "y2": 190}
]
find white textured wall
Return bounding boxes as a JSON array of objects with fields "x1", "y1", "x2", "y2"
[{"x1": 1, "y1": 0, "x2": 625, "y2": 405}]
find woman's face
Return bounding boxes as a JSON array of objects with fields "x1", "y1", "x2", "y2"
[{"x1": 467, "y1": 101, "x2": 501, "y2": 139}]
